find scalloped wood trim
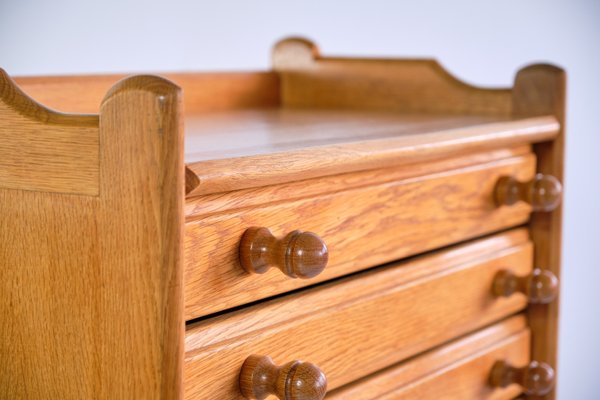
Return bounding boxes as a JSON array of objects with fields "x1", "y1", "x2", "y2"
[
  {"x1": 272, "y1": 37, "x2": 513, "y2": 115},
  {"x1": 0, "y1": 68, "x2": 99, "y2": 195},
  {"x1": 1, "y1": 74, "x2": 184, "y2": 399}
]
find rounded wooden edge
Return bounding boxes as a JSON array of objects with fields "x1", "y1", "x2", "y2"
[
  {"x1": 0, "y1": 68, "x2": 98, "y2": 126},
  {"x1": 101, "y1": 74, "x2": 182, "y2": 108},
  {"x1": 239, "y1": 355, "x2": 327, "y2": 400},
  {"x1": 514, "y1": 63, "x2": 566, "y2": 83},
  {"x1": 272, "y1": 37, "x2": 320, "y2": 70}
]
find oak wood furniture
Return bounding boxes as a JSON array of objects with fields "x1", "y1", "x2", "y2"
[{"x1": 0, "y1": 37, "x2": 565, "y2": 399}]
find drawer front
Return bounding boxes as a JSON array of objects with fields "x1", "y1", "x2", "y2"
[
  {"x1": 329, "y1": 316, "x2": 530, "y2": 400},
  {"x1": 184, "y1": 229, "x2": 533, "y2": 399},
  {"x1": 185, "y1": 154, "x2": 536, "y2": 319}
]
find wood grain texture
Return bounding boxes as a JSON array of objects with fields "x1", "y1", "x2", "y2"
[
  {"x1": 184, "y1": 112, "x2": 558, "y2": 196},
  {"x1": 184, "y1": 146, "x2": 532, "y2": 217},
  {"x1": 513, "y1": 64, "x2": 566, "y2": 400},
  {"x1": 329, "y1": 316, "x2": 530, "y2": 400},
  {"x1": 272, "y1": 37, "x2": 513, "y2": 115},
  {"x1": 0, "y1": 68, "x2": 99, "y2": 195},
  {"x1": 239, "y1": 355, "x2": 327, "y2": 400},
  {"x1": 185, "y1": 154, "x2": 535, "y2": 319},
  {"x1": 0, "y1": 75, "x2": 184, "y2": 399},
  {"x1": 98, "y1": 75, "x2": 184, "y2": 399},
  {"x1": 184, "y1": 229, "x2": 533, "y2": 398},
  {"x1": 14, "y1": 72, "x2": 280, "y2": 114},
  {"x1": 239, "y1": 227, "x2": 329, "y2": 279}
]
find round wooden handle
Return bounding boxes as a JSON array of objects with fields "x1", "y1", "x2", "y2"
[
  {"x1": 494, "y1": 173, "x2": 562, "y2": 211},
  {"x1": 239, "y1": 355, "x2": 327, "y2": 400},
  {"x1": 490, "y1": 360, "x2": 555, "y2": 396},
  {"x1": 492, "y1": 268, "x2": 559, "y2": 304},
  {"x1": 239, "y1": 227, "x2": 329, "y2": 279}
]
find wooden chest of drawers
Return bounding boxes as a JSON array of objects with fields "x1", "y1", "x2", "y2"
[{"x1": 0, "y1": 37, "x2": 565, "y2": 399}]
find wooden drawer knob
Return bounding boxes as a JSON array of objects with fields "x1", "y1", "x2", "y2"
[
  {"x1": 239, "y1": 227, "x2": 329, "y2": 279},
  {"x1": 490, "y1": 360, "x2": 555, "y2": 396},
  {"x1": 492, "y1": 268, "x2": 559, "y2": 304},
  {"x1": 494, "y1": 173, "x2": 562, "y2": 211},
  {"x1": 239, "y1": 355, "x2": 327, "y2": 400}
]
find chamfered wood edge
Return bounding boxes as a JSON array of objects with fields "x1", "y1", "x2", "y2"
[
  {"x1": 0, "y1": 68, "x2": 98, "y2": 126},
  {"x1": 512, "y1": 63, "x2": 566, "y2": 400},
  {"x1": 99, "y1": 74, "x2": 184, "y2": 399}
]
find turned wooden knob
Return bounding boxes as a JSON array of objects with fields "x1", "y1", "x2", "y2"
[
  {"x1": 239, "y1": 227, "x2": 328, "y2": 279},
  {"x1": 495, "y1": 173, "x2": 562, "y2": 211},
  {"x1": 492, "y1": 268, "x2": 559, "y2": 304},
  {"x1": 490, "y1": 360, "x2": 555, "y2": 396},
  {"x1": 239, "y1": 355, "x2": 327, "y2": 400}
]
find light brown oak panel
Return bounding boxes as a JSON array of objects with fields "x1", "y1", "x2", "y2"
[
  {"x1": 14, "y1": 72, "x2": 280, "y2": 114},
  {"x1": 184, "y1": 154, "x2": 535, "y2": 319},
  {"x1": 0, "y1": 69, "x2": 99, "y2": 195},
  {"x1": 329, "y1": 316, "x2": 530, "y2": 400},
  {"x1": 184, "y1": 230, "x2": 532, "y2": 398},
  {"x1": 0, "y1": 75, "x2": 184, "y2": 399},
  {"x1": 185, "y1": 146, "x2": 531, "y2": 217}
]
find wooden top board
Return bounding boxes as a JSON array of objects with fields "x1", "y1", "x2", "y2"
[{"x1": 183, "y1": 109, "x2": 559, "y2": 196}]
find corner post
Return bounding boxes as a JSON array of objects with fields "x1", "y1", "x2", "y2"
[
  {"x1": 98, "y1": 75, "x2": 184, "y2": 398},
  {"x1": 513, "y1": 64, "x2": 566, "y2": 400}
]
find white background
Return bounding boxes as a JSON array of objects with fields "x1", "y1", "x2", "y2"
[{"x1": 1, "y1": 1, "x2": 598, "y2": 398}]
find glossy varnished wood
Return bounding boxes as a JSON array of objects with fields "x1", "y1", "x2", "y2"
[
  {"x1": 239, "y1": 355, "x2": 327, "y2": 400},
  {"x1": 494, "y1": 173, "x2": 562, "y2": 211},
  {"x1": 185, "y1": 154, "x2": 535, "y2": 318},
  {"x1": 2, "y1": 39, "x2": 565, "y2": 399},
  {"x1": 184, "y1": 112, "x2": 557, "y2": 196},
  {"x1": 492, "y1": 269, "x2": 559, "y2": 304},
  {"x1": 329, "y1": 316, "x2": 530, "y2": 400},
  {"x1": 184, "y1": 230, "x2": 533, "y2": 398},
  {"x1": 239, "y1": 227, "x2": 329, "y2": 279},
  {"x1": 0, "y1": 75, "x2": 184, "y2": 399},
  {"x1": 0, "y1": 69, "x2": 99, "y2": 195}
]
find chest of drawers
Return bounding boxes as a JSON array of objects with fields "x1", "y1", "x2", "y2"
[{"x1": 0, "y1": 37, "x2": 565, "y2": 399}]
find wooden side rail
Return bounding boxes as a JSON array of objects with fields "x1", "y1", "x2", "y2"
[
  {"x1": 0, "y1": 71, "x2": 184, "y2": 399},
  {"x1": 272, "y1": 37, "x2": 514, "y2": 115},
  {"x1": 13, "y1": 72, "x2": 280, "y2": 114}
]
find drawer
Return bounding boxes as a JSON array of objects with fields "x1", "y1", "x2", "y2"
[
  {"x1": 185, "y1": 153, "x2": 536, "y2": 319},
  {"x1": 184, "y1": 229, "x2": 534, "y2": 399},
  {"x1": 329, "y1": 315, "x2": 532, "y2": 400}
]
